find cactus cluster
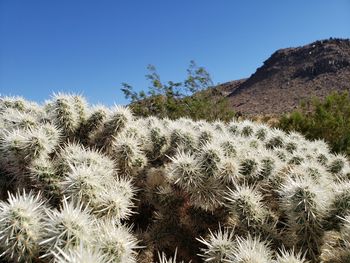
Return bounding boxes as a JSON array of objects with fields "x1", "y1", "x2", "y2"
[{"x1": 0, "y1": 94, "x2": 349, "y2": 262}]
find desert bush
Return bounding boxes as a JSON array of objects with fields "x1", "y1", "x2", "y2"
[
  {"x1": 0, "y1": 94, "x2": 349, "y2": 262},
  {"x1": 279, "y1": 91, "x2": 350, "y2": 157},
  {"x1": 121, "y1": 61, "x2": 235, "y2": 121}
]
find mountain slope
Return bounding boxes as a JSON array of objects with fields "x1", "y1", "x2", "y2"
[{"x1": 220, "y1": 38, "x2": 350, "y2": 115}]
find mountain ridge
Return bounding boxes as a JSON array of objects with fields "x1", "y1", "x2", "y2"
[{"x1": 217, "y1": 38, "x2": 350, "y2": 115}]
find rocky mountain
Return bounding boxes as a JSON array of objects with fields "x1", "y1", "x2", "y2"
[{"x1": 218, "y1": 38, "x2": 350, "y2": 116}]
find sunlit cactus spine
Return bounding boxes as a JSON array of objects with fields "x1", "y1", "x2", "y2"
[
  {"x1": 57, "y1": 142, "x2": 115, "y2": 178},
  {"x1": 157, "y1": 250, "x2": 185, "y2": 263},
  {"x1": 0, "y1": 96, "x2": 27, "y2": 112},
  {"x1": 239, "y1": 120, "x2": 255, "y2": 137},
  {"x1": 197, "y1": 227, "x2": 236, "y2": 262},
  {"x1": 60, "y1": 163, "x2": 107, "y2": 205},
  {"x1": 255, "y1": 125, "x2": 268, "y2": 141},
  {"x1": 77, "y1": 105, "x2": 108, "y2": 145},
  {"x1": 48, "y1": 93, "x2": 85, "y2": 138},
  {"x1": 327, "y1": 154, "x2": 348, "y2": 174},
  {"x1": 225, "y1": 185, "x2": 268, "y2": 234},
  {"x1": 40, "y1": 199, "x2": 94, "y2": 259},
  {"x1": 279, "y1": 175, "x2": 330, "y2": 262},
  {"x1": 228, "y1": 235, "x2": 273, "y2": 263},
  {"x1": 112, "y1": 133, "x2": 147, "y2": 177},
  {"x1": 257, "y1": 150, "x2": 283, "y2": 182},
  {"x1": 321, "y1": 216, "x2": 350, "y2": 263},
  {"x1": 93, "y1": 106, "x2": 133, "y2": 151},
  {"x1": 0, "y1": 124, "x2": 58, "y2": 164},
  {"x1": 0, "y1": 107, "x2": 38, "y2": 131},
  {"x1": 29, "y1": 156, "x2": 61, "y2": 202},
  {"x1": 0, "y1": 190, "x2": 47, "y2": 262},
  {"x1": 265, "y1": 129, "x2": 286, "y2": 149},
  {"x1": 326, "y1": 181, "x2": 350, "y2": 228},
  {"x1": 197, "y1": 142, "x2": 223, "y2": 178},
  {"x1": 227, "y1": 122, "x2": 238, "y2": 136},
  {"x1": 72, "y1": 95, "x2": 87, "y2": 125},
  {"x1": 94, "y1": 220, "x2": 140, "y2": 263},
  {"x1": 197, "y1": 124, "x2": 215, "y2": 146},
  {"x1": 93, "y1": 177, "x2": 135, "y2": 221},
  {"x1": 219, "y1": 138, "x2": 237, "y2": 158},
  {"x1": 237, "y1": 152, "x2": 261, "y2": 183},
  {"x1": 0, "y1": 124, "x2": 59, "y2": 186},
  {"x1": 0, "y1": 96, "x2": 41, "y2": 115},
  {"x1": 52, "y1": 245, "x2": 109, "y2": 263},
  {"x1": 216, "y1": 156, "x2": 240, "y2": 185},
  {"x1": 145, "y1": 125, "x2": 168, "y2": 161},
  {"x1": 167, "y1": 124, "x2": 196, "y2": 155},
  {"x1": 275, "y1": 248, "x2": 307, "y2": 263},
  {"x1": 339, "y1": 215, "x2": 350, "y2": 261},
  {"x1": 167, "y1": 151, "x2": 203, "y2": 192}
]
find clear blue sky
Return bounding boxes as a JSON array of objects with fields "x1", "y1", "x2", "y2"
[{"x1": 1, "y1": 0, "x2": 349, "y2": 105}]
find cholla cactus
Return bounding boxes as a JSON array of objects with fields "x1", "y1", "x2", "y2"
[
  {"x1": 112, "y1": 134, "x2": 147, "y2": 177},
  {"x1": 255, "y1": 125, "x2": 269, "y2": 141},
  {"x1": 29, "y1": 156, "x2": 61, "y2": 200},
  {"x1": 48, "y1": 93, "x2": 86, "y2": 138},
  {"x1": 2, "y1": 93, "x2": 350, "y2": 263},
  {"x1": 197, "y1": 124, "x2": 216, "y2": 146},
  {"x1": 0, "y1": 107, "x2": 38, "y2": 131},
  {"x1": 0, "y1": 124, "x2": 58, "y2": 166},
  {"x1": 144, "y1": 124, "x2": 168, "y2": 161},
  {"x1": 0, "y1": 124, "x2": 59, "y2": 192},
  {"x1": 327, "y1": 154, "x2": 348, "y2": 174},
  {"x1": 60, "y1": 163, "x2": 107, "y2": 204},
  {"x1": 279, "y1": 175, "x2": 331, "y2": 261},
  {"x1": 265, "y1": 129, "x2": 286, "y2": 149},
  {"x1": 341, "y1": 215, "x2": 350, "y2": 244},
  {"x1": 157, "y1": 250, "x2": 185, "y2": 263},
  {"x1": 219, "y1": 137, "x2": 237, "y2": 158},
  {"x1": 0, "y1": 96, "x2": 27, "y2": 112},
  {"x1": 197, "y1": 227, "x2": 235, "y2": 262},
  {"x1": 216, "y1": 157, "x2": 240, "y2": 184},
  {"x1": 228, "y1": 235, "x2": 273, "y2": 263},
  {"x1": 52, "y1": 245, "x2": 109, "y2": 263},
  {"x1": 93, "y1": 106, "x2": 133, "y2": 150},
  {"x1": 321, "y1": 216, "x2": 350, "y2": 263},
  {"x1": 94, "y1": 220, "x2": 140, "y2": 263},
  {"x1": 187, "y1": 178, "x2": 226, "y2": 211},
  {"x1": 41, "y1": 199, "x2": 94, "y2": 258},
  {"x1": 237, "y1": 152, "x2": 262, "y2": 182},
  {"x1": 58, "y1": 142, "x2": 115, "y2": 177},
  {"x1": 0, "y1": 96, "x2": 41, "y2": 115},
  {"x1": 198, "y1": 142, "x2": 223, "y2": 178},
  {"x1": 275, "y1": 248, "x2": 307, "y2": 263},
  {"x1": 167, "y1": 151, "x2": 203, "y2": 192},
  {"x1": 225, "y1": 185, "x2": 268, "y2": 232},
  {"x1": 75, "y1": 105, "x2": 109, "y2": 145},
  {"x1": 239, "y1": 120, "x2": 255, "y2": 137},
  {"x1": 326, "y1": 181, "x2": 350, "y2": 228},
  {"x1": 94, "y1": 177, "x2": 135, "y2": 221},
  {"x1": 168, "y1": 124, "x2": 196, "y2": 155},
  {"x1": 0, "y1": 190, "x2": 47, "y2": 262}
]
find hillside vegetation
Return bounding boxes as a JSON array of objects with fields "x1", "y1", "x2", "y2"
[
  {"x1": 278, "y1": 91, "x2": 350, "y2": 157},
  {"x1": 0, "y1": 94, "x2": 350, "y2": 262}
]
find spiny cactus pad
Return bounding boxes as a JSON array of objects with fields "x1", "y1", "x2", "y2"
[{"x1": 0, "y1": 94, "x2": 349, "y2": 262}]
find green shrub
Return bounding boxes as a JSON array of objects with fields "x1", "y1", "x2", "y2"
[
  {"x1": 278, "y1": 91, "x2": 350, "y2": 157},
  {"x1": 121, "y1": 61, "x2": 235, "y2": 122}
]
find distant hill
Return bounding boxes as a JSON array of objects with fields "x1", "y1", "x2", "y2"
[{"x1": 217, "y1": 38, "x2": 350, "y2": 116}]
